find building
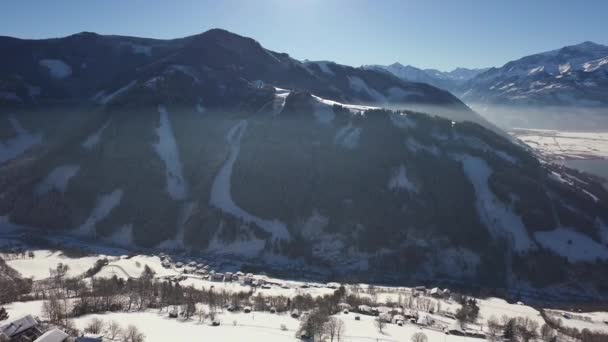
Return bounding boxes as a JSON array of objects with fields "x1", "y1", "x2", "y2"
[
  {"x1": 76, "y1": 334, "x2": 104, "y2": 342},
  {"x1": 0, "y1": 314, "x2": 43, "y2": 341},
  {"x1": 34, "y1": 328, "x2": 69, "y2": 342}
]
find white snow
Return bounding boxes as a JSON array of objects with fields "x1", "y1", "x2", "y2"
[
  {"x1": 39, "y1": 59, "x2": 72, "y2": 79},
  {"x1": 206, "y1": 236, "x2": 266, "y2": 258},
  {"x1": 389, "y1": 112, "x2": 417, "y2": 129},
  {"x1": 77, "y1": 189, "x2": 124, "y2": 236},
  {"x1": 82, "y1": 121, "x2": 110, "y2": 150},
  {"x1": 347, "y1": 76, "x2": 386, "y2": 102},
  {"x1": 102, "y1": 224, "x2": 134, "y2": 248},
  {"x1": 94, "y1": 255, "x2": 178, "y2": 279},
  {"x1": 406, "y1": 137, "x2": 439, "y2": 156},
  {"x1": 511, "y1": 129, "x2": 608, "y2": 160},
  {"x1": 334, "y1": 122, "x2": 362, "y2": 149},
  {"x1": 583, "y1": 57, "x2": 608, "y2": 72},
  {"x1": 35, "y1": 164, "x2": 80, "y2": 194},
  {"x1": 210, "y1": 120, "x2": 290, "y2": 240},
  {"x1": 316, "y1": 61, "x2": 335, "y2": 75},
  {"x1": 456, "y1": 154, "x2": 534, "y2": 252},
  {"x1": 154, "y1": 106, "x2": 187, "y2": 200},
  {"x1": 534, "y1": 227, "x2": 608, "y2": 262},
  {"x1": 0, "y1": 115, "x2": 42, "y2": 163},
  {"x1": 96, "y1": 80, "x2": 137, "y2": 105},
  {"x1": 4, "y1": 250, "x2": 102, "y2": 280},
  {"x1": 311, "y1": 94, "x2": 379, "y2": 115},
  {"x1": 388, "y1": 164, "x2": 417, "y2": 192}
]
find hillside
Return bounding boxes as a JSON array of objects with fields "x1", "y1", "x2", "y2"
[{"x1": 1, "y1": 30, "x2": 608, "y2": 291}]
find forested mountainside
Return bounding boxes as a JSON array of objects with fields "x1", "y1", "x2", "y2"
[{"x1": 1, "y1": 29, "x2": 608, "y2": 290}]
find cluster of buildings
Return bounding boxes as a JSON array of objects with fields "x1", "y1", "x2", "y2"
[{"x1": 0, "y1": 315, "x2": 103, "y2": 342}]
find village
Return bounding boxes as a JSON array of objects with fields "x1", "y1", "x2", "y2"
[{"x1": 2, "y1": 248, "x2": 608, "y2": 341}]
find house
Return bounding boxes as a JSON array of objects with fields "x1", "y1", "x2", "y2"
[
  {"x1": 448, "y1": 322, "x2": 466, "y2": 336},
  {"x1": 34, "y1": 328, "x2": 69, "y2": 342},
  {"x1": 0, "y1": 314, "x2": 42, "y2": 341},
  {"x1": 244, "y1": 306, "x2": 252, "y2": 313},
  {"x1": 429, "y1": 287, "x2": 441, "y2": 297},
  {"x1": 269, "y1": 307, "x2": 277, "y2": 314},
  {"x1": 187, "y1": 261, "x2": 197, "y2": 267},
  {"x1": 392, "y1": 315, "x2": 405, "y2": 325},
  {"x1": 225, "y1": 272, "x2": 233, "y2": 281},
  {"x1": 175, "y1": 262, "x2": 183, "y2": 268},
  {"x1": 291, "y1": 309, "x2": 300, "y2": 318},
  {"x1": 196, "y1": 263, "x2": 204, "y2": 269},
  {"x1": 211, "y1": 272, "x2": 224, "y2": 281},
  {"x1": 326, "y1": 282, "x2": 340, "y2": 289},
  {"x1": 354, "y1": 316, "x2": 361, "y2": 321},
  {"x1": 76, "y1": 334, "x2": 104, "y2": 342},
  {"x1": 337, "y1": 303, "x2": 351, "y2": 311},
  {"x1": 416, "y1": 315, "x2": 433, "y2": 326},
  {"x1": 169, "y1": 308, "x2": 179, "y2": 318},
  {"x1": 211, "y1": 319, "x2": 221, "y2": 326},
  {"x1": 358, "y1": 305, "x2": 373, "y2": 315}
]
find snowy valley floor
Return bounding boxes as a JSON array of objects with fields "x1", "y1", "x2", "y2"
[{"x1": 2, "y1": 248, "x2": 608, "y2": 341}]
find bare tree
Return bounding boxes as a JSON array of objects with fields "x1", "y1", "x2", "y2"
[
  {"x1": 325, "y1": 317, "x2": 345, "y2": 342},
  {"x1": 487, "y1": 315, "x2": 504, "y2": 341},
  {"x1": 514, "y1": 317, "x2": 539, "y2": 342},
  {"x1": 107, "y1": 320, "x2": 122, "y2": 340},
  {"x1": 85, "y1": 317, "x2": 105, "y2": 334},
  {"x1": 540, "y1": 323, "x2": 556, "y2": 342},
  {"x1": 122, "y1": 325, "x2": 145, "y2": 342},
  {"x1": 374, "y1": 316, "x2": 386, "y2": 334},
  {"x1": 411, "y1": 332, "x2": 428, "y2": 342}
]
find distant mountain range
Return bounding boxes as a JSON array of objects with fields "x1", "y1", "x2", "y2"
[
  {"x1": 1, "y1": 29, "x2": 607, "y2": 290},
  {"x1": 364, "y1": 63, "x2": 488, "y2": 94},
  {"x1": 460, "y1": 41, "x2": 608, "y2": 108}
]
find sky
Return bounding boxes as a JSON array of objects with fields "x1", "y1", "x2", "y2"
[{"x1": 1, "y1": 0, "x2": 606, "y2": 71}]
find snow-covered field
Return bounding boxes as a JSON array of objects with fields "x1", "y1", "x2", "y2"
[
  {"x1": 511, "y1": 129, "x2": 608, "y2": 160},
  {"x1": 3, "y1": 250, "x2": 104, "y2": 280},
  {"x1": 154, "y1": 106, "x2": 187, "y2": 200}
]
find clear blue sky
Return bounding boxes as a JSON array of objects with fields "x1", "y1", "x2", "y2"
[{"x1": 1, "y1": 0, "x2": 606, "y2": 71}]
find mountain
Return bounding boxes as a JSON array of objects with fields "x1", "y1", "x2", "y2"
[
  {"x1": 364, "y1": 63, "x2": 488, "y2": 93},
  {"x1": 1, "y1": 29, "x2": 608, "y2": 291},
  {"x1": 461, "y1": 41, "x2": 608, "y2": 108}
]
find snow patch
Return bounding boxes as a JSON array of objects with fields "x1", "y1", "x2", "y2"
[
  {"x1": 347, "y1": 76, "x2": 386, "y2": 102},
  {"x1": 39, "y1": 59, "x2": 72, "y2": 79},
  {"x1": 389, "y1": 112, "x2": 417, "y2": 129},
  {"x1": 388, "y1": 164, "x2": 417, "y2": 192},
  {"x1": 95, "y1": 80, "x2": 137, "y2": 105},
  {"x1": 77, "y1": 189, "x2": 123, "y2": 236},
  {"x1": 210, "y1": 120, "x2": 290, "y2": 240},
  {"x1": 456, "y1": 154, "x2": 534, "y2": 252},
  {"x1": 406, "y1": 137, "x2": 439, "y2": 156},
  {"x1": 102, "y1": 224, "x2": 134, "y2": 247},
  {"x1": 82, "y1": 121, "x2": 110, "y2": 150},
  {"x1": 535, "y1": 228, "x2": 608, "y2": 262},
  {"x1": 334, "y1": 122, "x2": 362, "y2": 149},
  {"x1": 154, "y1": 106, "x2": 187, "y2": 200},
  {"x1": 311, "y1": 94, "x2": 378, "y2": 115},
  {"x1": 0, "y1": 115, "x2": 42, "y2": 163},
  {"x1": 35, "y1": 164, "x2": 80, "y2": 194}
]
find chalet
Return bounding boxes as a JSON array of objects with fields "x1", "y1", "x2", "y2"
[
  {"x1": 76, "y1": 334, "x2": 104, "y2": 342},
  {"x1": 211, "y1": 319, "x2": 221, "y2": 326},
  {"x1": 235, "y1": 271, "x2": 244, "y2": 277},
  {"x1": 212, "y1": 273, "x2": 224, "y2": 281},
  {"x1": 358, "y1": 305, "x2": 373, "y2": 315},
  {"x1": 337, "y1": 303, "x2": 352, "y2": 311},
  {"x1": 343, "y1": 309, "x2": 349, "y2": 314},
  {"x1": 196, "y1": 263, "x2": 204, "y2": 269},
  {"x1": 195, "y1": 269, "x2": 207, "y2": 276},
  {"x1": 187, "y1": 261, "x2": 197, "y2": 267},
  {"x1": 429, "y1": 287, "x2": 441, "y2": 297},
  {"x1": 225, "y1": 272, "x2": 233, "y2": 281},
  {"x1": 448, "y1": 322, "x2": 466, "y2": 336},
  {"x1": 34, "y1": 328, "x2": 69, "y2": 342},
  {"x1": 414, "y1": 286, "x2": 426, "y2": 293},
  {"x1": 243, "y1": 306, "x2": 252, "y2": 313},
  {"x1": 175, "y1": 262, "x2": 184, "y2": 268},
  {"x1": 270, "y1": 307, "x2": 277, "y2": 314},
  {"x1": 161, "y1": 260, "x2": 171, "y2": 268},
  {"x1": 416, "y1": 315, "x2": 433, "y2": 326},
  {"x1": 169, "y1": 308, "x2": 179, "y2": 318},
  {"x1": 393, "y1": 315, "x2": 405, "y2": 326},
  {"x1": 0, "y1": 315, "x2": 42, "y2": 341},
  {"x1": 326, "y1": 282, "x2": 340, "y2": 289}
]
